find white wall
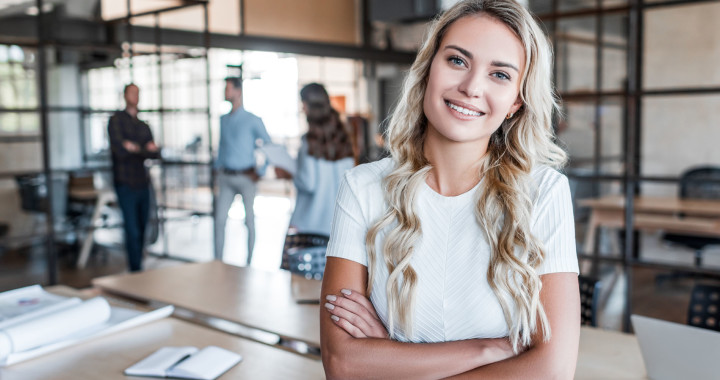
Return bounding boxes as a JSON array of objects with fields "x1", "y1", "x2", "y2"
[{"x1": 642, "y1": 3, "x2": 720, "y2": 196}]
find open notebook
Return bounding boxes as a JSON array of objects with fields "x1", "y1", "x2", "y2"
[
  {"x1": 0, "y1": 285, "x2": 173, "y2": 366},
  {"x1": 125, "y1": 346, "x2": 242, "y2": 380}
]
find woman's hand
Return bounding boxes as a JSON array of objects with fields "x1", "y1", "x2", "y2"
[
  {"x1": 479, "y1": 338, "x2": 522, "y2": 365},
  {"x1": 324, "y1": 289, "x2": 388, "y2": 339},
  {"x1": 274, "y1": 167, "x2": 293, "y2": 179}
]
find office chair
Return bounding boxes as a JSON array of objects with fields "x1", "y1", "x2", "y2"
[
  {"x1": 662, "y1": 166, "x2": 720, "y2": 268},
  {"x1": 14, "y1": 173, "x2": 75, "y2": 254},
  {"x1": 280, "y1": 232, "x2": 329, "y2": 271},
  {"x1": 579, "y1": 275, "x2": 601, "y2": 327},
  {"x1": 687, "y1": 283, "x2": 720, "y2": 332},
  {"x1": 15, "y1": 173, "x2": 69, "y2": 229},
  {"x1": 0, "y1": 222, "x2": 8, "y2": 255},
  {"x1": 286, "y1": 245, "x2": 327, "y2": 280}
]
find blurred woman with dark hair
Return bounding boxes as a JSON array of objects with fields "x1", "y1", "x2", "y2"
[{"x1": 280, "y1": 83, "x2": 356, "y2": 236}]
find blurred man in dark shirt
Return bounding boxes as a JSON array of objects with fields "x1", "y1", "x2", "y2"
[{"x1": 108, "y1": 83, "x2": 160, "y2": 272}]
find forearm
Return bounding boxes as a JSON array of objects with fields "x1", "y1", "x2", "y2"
[
  {"x1": 323, "y1": 334, "x2": 502, "y2": 380},
  {"x1": 446, "y1": 274, "x2": 581, "y2": 380},
  {"x1": 108, "y1": 123, "x2": 130, "y2": 158},
  {"x1": 322, "y1": 258, "x2": 513, "y2": 379},
  {"x1": 141, "y1": 147, "x2": 161, "y2": 159},
  {"x1": 444, "y1": 343, "x2": 575, "y2": 380}
]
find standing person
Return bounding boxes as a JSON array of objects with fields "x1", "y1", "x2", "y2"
[
  {"x1": 320, "y1": 0, "x2": 580, "y2": 379},
  {"x1": 108, "y1": 83, "x2": 160, "y2": 272},
  {"x1": 214, "y1": 77, "x2": 272, "y2": 265},
  {"x1": 280, "y1": 83, "x2": 356, "y2": 236}
]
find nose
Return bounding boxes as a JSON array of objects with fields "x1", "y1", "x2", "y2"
[{"x1": 457, "y1": 69, "x2": 485, "y2": 98}]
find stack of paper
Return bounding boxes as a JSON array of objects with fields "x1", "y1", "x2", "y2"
[{"x1": 0, "y1": 285, "x2": 173, "y2": 366}]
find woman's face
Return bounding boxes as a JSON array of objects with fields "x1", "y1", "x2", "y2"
[{"x1": 422, "y1": 14, "x2": 525, "y2": 148}]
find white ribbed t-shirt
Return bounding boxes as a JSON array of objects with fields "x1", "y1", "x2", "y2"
[{"x1": 326, "y1": 158, "x2": 579, "y2": 343}]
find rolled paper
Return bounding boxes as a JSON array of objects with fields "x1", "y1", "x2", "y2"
[
  {"x1": 0, "y1": 297, "x2": 111, "y2": 358},
  {"x1": 0, "y1": 331, "x2": 11, "y2": 359}
]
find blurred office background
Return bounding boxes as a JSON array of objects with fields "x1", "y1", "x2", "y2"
[{"x1": 0, "y1": 0, "x2": 718, "y2": 332}]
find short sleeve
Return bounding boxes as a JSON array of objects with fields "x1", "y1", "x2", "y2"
[
  {"x1": 326, "y1": 173, "x2": 369, "y2": 266},
  {"x1": 532, "y1": 174, "x2": 579, "y2": 275}
]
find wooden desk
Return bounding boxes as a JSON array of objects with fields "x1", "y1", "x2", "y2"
[
  {"x1": 579, "y1": 195, "x2": 720, "y2": 255},
  {"x1": 576, "y1": 326, "x2": 646, "y2": 379},
  {"x1": 0, "y1": 286, "x2": 324, "y2": 380},
  {"x1": 92, "y1": 267, "x2": 650, "y2": 378},
  {"x1": 0, "y1": 316, "x2": 324, "y2": 380},
  {"x1": 93, "y1": 261, "x2": 321, "y2": 348}
]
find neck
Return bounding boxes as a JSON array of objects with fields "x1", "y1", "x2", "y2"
[
  {"x1": 231, "y1": 99, "x2": 243, "y2": 113},
  {"x1": 125, "y1": 106, "x2": 138, "y2": 118},
  {"x1": 423, "y1": 129, "x2": 489, "y2": 196}
]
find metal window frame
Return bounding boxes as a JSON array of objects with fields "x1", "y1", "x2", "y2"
[{"x1": 537, "y1": 0, "x2": 720, "y2": 332}]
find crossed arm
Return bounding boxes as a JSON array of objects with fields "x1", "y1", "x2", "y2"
[
  {"x1": 108, "y1": 117, "x2": 160, "y2": 159},
  {"x1": 320, "y1": 257, "x2": 580, "y2": 379}
]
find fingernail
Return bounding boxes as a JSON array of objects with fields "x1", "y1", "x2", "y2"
[
  {"x1": 331, "y1": 315, "x2": 339, "y2": 322},
  {"x1": 341, "y1": 289, "x2": 352, "y2": 296},
  {"x1": 326, "y1": 295, "x2": 337, "y2": 301},
  {"x1": 324, "y1": 302, "x2": 335, "y2": 310}
]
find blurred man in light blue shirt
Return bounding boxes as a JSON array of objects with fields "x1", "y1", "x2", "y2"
[{"x1": 214, "y1": 77, "x2": 271, "y2": 265}]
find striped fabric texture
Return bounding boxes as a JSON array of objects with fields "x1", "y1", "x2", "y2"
[{"x1": 326, "y1": 158, "x2": 579, "y2": 343}]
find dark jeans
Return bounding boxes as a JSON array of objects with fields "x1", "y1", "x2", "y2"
[{"x1": 115, "y1": 183, "x2": 150, "y2": 272}]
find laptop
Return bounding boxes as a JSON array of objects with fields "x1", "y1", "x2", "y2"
[{"x1": 631, "y1": 314, "x2": 720, "y2": 380}]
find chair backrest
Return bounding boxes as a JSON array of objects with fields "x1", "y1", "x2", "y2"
[
  {"x1": 666, "y1": 166, "x2": 720, "y2": 250},
  {"x1": 287, "y1": 245, "x2": 327, "y2": 280},
  {"x1": 679, "y1": 166, "x2": 720, "y2": 200},
  {"x1": 687, "y1": 283, "x2": 720, "y2": 332},
  {"x1": 280, "y1": 233, "x2": 330, "y2": 271},
  {"x1": 15, "y1": 173, "x2": 68, "y2": 219},
  {"x1": 69, "y1": 172, "x2": 95, "y2": 191},
  {"x1": 579, "y1": 275, "x2": 601, "y2": 327}
]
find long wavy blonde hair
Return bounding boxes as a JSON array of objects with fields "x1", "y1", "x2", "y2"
[{"x1": 365, "y1": 0, "x2": 567, "y2": 352}]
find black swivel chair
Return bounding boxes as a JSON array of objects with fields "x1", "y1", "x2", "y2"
[
  {"x1": 662, "y1": 167, "x2": 720, "y2": 268},
  {"x1": 287, "y1": 245, "x2": 328, "y2": 280},
  {"x1": 687, "y1": 283, "x2": 720, "y2": 332},
  {"x1": 280, "y1": 232, "x2": 329, "y2": 271},
  {"x1": 579, "y1": 275, "x2": 601, "y2": 327},
  {"x1": 0, "y1": 222, "x2": 8, "y2": 255}
]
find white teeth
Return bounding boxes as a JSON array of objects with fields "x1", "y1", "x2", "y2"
[{"x1": 445, "y1": 100, "x2": 482, "y2": 116}]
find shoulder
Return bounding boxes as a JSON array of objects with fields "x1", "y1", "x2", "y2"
[
  {"x1": 531, "y1": 165, "x2": 565, "y2": 185},
  {"x1": 344, "y1": 157, "x2": 394, "y2": 189},
  {"x1": 530, "y1": 165, "x2": 569, "y2": 204},
  {"x1": 338, "y1": 158, "x2": 394, "y2": 210},
  {"x1": 109, "y1": 111, "x2": 124, "y2": 121},
  {"x1": 243, "y1": 109, "x2": 263, "y2": 122}
]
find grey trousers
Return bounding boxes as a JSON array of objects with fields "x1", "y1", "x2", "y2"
[{"x1": 214, "y1": 171, "x2": 256, "y2": 265}]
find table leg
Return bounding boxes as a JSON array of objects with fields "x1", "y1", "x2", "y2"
[{"x1": 77, "y1": 192, "x2": 113, "y2": 269}]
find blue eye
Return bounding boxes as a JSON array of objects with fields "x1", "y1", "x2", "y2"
[
  {"x1": 493, "y1": 72, "x2": 511, "y2": 81},
  {"x1": 448, "y1": 56, "x2": 466, "y2": 67}
]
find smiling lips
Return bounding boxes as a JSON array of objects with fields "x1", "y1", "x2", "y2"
[{"x1": 444, "y1": 99, "x2": 485, "y2": 117}]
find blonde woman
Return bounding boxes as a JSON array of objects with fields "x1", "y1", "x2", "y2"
[{"x1": 320, "y1": 0, "x2": 580, "y2": 378}]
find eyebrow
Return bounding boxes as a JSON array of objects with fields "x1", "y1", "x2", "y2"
[{"x1": 444, "y1": 45, "x2": 520, "y2": 73}]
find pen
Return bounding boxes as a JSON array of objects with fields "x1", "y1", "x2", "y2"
[{"x1": 166, "y1": 353, "x2": 192, "y2": 372}]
